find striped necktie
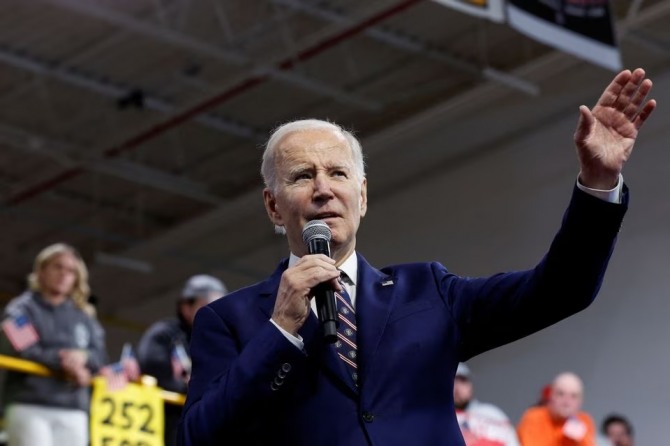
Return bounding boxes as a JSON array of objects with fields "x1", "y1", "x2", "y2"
[{"x1": 335, "y1": 275, "x2": 358, "y2": 386}]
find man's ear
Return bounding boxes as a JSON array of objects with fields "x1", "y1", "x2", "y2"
[
  {"x1": 359, "y1": 178, "x2": 368, "y2": 217},
  {"x1": 263, "y1": 189, "x2": 283, "y2": 225}
]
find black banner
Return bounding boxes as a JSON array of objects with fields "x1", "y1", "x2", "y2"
[{"x1": 507, "y1": 0, "x2": 621, "y2": 70}]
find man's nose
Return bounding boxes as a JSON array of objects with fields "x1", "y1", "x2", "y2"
[{"x1": 313, "y1": 174, "x2": 334, "y2": 197}]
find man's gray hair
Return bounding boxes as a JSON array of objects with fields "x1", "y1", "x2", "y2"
[{"x1": 261, "y1": 119, "x2": 366, "y2": 193}]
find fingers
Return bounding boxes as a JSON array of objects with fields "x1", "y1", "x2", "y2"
[
  {"x1": 279, "y1": 254, "x2": 340, "y2": 305},
  {"x1": 332, "y1": 276, "x2": 344, "y2": 292},
  {"x1": 604, "y1": 68, "x2": 654, "y2": 118},
  {"x1": 272, "y1": 255, "x2": 340, "y2": 333},
  {"x1": 292, "y1": 254, "x2": 339, "y2": 288},
  {"x1": 62, "y1": 360, "x2": 89, "y2": 385},
  {"x1": 573, "y1": 105, "x2": 594, "y2": 144},
  {"x1": 618, "y1": 69, "x2": 646, "y2": 117},
  {"x1": 622, "y1": 77, "x2": 653, "y2": 120},
  {"x1": 73, "y1": 368, "x2": 92, "y2": 387},
  {"x1": 595, "y1": 69, "x2": 632, "y2": 108},
  {"x1": 634, "y1": 98, "x2": 657, "y2": 130},
  {"x1": 59, "y1": 349, "x2": 88, "y2": 371}
]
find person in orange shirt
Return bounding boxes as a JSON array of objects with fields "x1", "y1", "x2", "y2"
[{"x1": 517, "y1": 372, "x2": 596, "y2": 446}]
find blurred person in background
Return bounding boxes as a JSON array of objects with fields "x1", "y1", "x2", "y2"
[
  {"x1": 601, "y1": 414, "x2": 634, "y2": 446},
  {"x1": 535, "y1": 383, "x2": 552, "y2": 407},
  {"x1": 0, "y1": 243, "x2": 107, "y2": 446},
  {"x1": 137, "y1": 274, "x2": 227, "y2": 446},
  {"x1": 454, "y1": 362, "x2": 520, "y2": 446},
  {"x1": 517, "y1": 372, "x2": 596, "y2": 446}
]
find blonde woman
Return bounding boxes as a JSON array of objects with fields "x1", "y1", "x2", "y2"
[{"x1": 1, "y1": 243, "x2": 107, "y2": 446}]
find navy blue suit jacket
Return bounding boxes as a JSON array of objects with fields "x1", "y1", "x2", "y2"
[{"x1": 178, "y1": 187, "x2": 627, "y2": 446}]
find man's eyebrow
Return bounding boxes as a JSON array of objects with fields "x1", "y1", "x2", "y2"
[
  {"x1": 325, "y1": 161, "x2": 351, "y2": 171},
  {"x1": 286, "y1": 164, "x2": 311, "y2": 176}
]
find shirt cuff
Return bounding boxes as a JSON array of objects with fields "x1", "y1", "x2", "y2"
[
  {"x1": 576, "y1": 173, "x2": 623, "y2": 204},
  {"x1": 270, "y1": 319, "x2": 305, "y2": 351}
]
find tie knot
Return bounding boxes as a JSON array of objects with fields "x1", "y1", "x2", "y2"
[{"x1": 339, "y1": 270, "x2": 352, "y2": 286}]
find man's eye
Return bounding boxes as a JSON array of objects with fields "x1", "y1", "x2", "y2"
[
  {"x1": 333, "y1": 170, "x2": 347, "y2": 177},
  {"x1": 295, "y1": 173, "x2": 311, "y2": 180}
]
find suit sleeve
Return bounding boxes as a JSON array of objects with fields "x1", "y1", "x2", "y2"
[
  {"x1": 178, "y1": 305, "x2": 308, "y2": 445},
  {"x1": 446, "y1": 185, "x2": 628, "y2": 360}
]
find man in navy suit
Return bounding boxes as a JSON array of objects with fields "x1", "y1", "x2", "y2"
[{"x1": 178, "y1": 69, "x2": 656, "y2": 446}]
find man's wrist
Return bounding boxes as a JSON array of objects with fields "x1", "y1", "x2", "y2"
[
  {"x1": 270, "y1": 319, "x2": 304, "y2": 350},
  {"x1": 578, "y1": 169, "x2": 619, "y2": 190},
  {"x1": 576, "y1": 173, "x2": 623, "y2": 204}
]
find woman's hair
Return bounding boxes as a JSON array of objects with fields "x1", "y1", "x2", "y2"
[{"x1": 27, "y1": 243, "x2": 91, "y2": 311}]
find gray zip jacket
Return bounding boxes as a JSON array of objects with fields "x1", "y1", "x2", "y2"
[{"x1": 1, "y1": 290, "x2": 107, "y2": 412}]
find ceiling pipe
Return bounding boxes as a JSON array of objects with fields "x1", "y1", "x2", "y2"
[{"x1": 5, "y1": 0, "x2": 423, "y2": 207}]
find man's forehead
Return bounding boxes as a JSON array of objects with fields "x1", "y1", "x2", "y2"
[
  {"x1": 277, "y1": 139, "x2": 352, "y2": 164},
  {"x1": 278, "y1": 128, "x2": 347, "y2": 148},
  {"x1": 553, "y1": 375, "x2": 583, "y2": 394},
  {"x1": 283, "y1": 143, "x2": 348, "y2": 155}
]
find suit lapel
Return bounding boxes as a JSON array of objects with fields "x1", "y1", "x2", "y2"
[
  {"x1": 355, "y1": 254, "x2": 396, "y2": 386},
  {"x1": 257, "y1": 259, "x2": 287, "y2": 319}
]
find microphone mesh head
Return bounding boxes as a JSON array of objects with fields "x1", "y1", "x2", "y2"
[{"x1": 302, "y1": 220, "x2": 332, "y2": 244}]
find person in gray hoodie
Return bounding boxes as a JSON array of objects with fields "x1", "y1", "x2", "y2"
[{"x1": 1, "y1": 243, "x2": 107, "y2": 446}]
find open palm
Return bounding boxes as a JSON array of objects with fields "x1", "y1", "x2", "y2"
[{"x1": 574, "y1": 68, "x2": 656, "y2": 189}]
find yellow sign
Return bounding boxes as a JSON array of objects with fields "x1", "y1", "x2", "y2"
[{"x1": 90, "y1": 376, "x2": 165, "y2": 446}]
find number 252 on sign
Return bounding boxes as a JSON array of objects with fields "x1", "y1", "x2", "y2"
[{"x1": 90, "y1": 376, "x2": 165, "y2": 446}]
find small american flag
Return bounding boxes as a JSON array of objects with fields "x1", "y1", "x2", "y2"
[
  {"x1": 120, "y1": 342, "x2": 141, "y2": 382},
  {"x1": 99, "y1": 362, "x2": 128, "y2": 391},
  {"x1": 171, "y1": 342, "x2": 191, "y2": 380},
  {"x1": 2, "y1": 314, "x2": 39, "y2": 351}
]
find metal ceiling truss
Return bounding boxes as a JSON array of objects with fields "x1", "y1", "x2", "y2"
[
  {"x1": 40, "y1": 0, "x2": 382, "y2": 111},
  {"x1": 2, "y1": 0, "x2": 423, "y2": 207},
  {"x1": 0, "y1": 46, "x2": 263, "y2": 139},
  {"x1": 0, "y1": 123, "x2": 224, "y2": 205},
  {"x1": 272, "y1": 0, "x2": 540, "y2": 96}
]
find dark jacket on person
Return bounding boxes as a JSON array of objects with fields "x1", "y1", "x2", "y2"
[
  {"x1": 1, "y1": 290, "x2": 107, "y2": 412},
  {"x1": 137, "y1": 315, "x2": 191, "y2": 446},
  {"x1": 137, "y1": 316, "x2": 191, "y2": 394}
]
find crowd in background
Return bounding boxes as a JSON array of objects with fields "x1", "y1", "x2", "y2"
[
  {"x1": 0, "y1": 242, "x2": 226, "y2": 446},
  {"x1": 455, "y1": 362, "x2": 635, "y2": 446},
  {"x1": 0, "y1": 242, "x2": 637, "y2": 446}
]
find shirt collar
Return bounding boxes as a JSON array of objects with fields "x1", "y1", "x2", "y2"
[{"x1": 338, "y1": 252, "x2": 357, "y2": 286}]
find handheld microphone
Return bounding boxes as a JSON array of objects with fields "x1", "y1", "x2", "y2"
[{"x1": 302, "y1": 220, "x2": 338, "y2": 343}]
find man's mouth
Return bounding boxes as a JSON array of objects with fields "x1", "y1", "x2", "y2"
[{"x1": 312, "y1": 213, "x2": 339, "y2": 220}]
